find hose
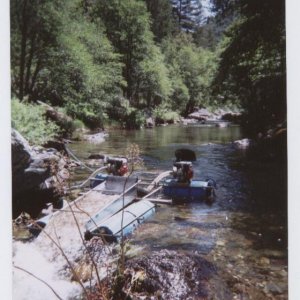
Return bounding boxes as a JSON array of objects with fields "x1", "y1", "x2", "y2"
[
  {"x1": 68, "y1": 166, "x2": 107, "y2": 190},
  {"x1": 64, "y1": 143, "x2": 94, "y2": 172},
  {"x1": 64, "y1": 143, "x2": 108, "y2": 190}
]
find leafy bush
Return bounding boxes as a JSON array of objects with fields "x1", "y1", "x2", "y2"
[
  {"x1": 125, "y1": 110, "x2": 146, "y2": 129},
  {"x1": 11, "y1": 98, "x2": 60, "y2": 145},
  {"x1": 72, "y1": 119, "x2": 85, "y2": 131},
  {"x1": 153, "y1": 104, "x2": 180, "y2": 124},
  {"x1": 106, "y1": 97, "x2": 146, "y2": 129}
]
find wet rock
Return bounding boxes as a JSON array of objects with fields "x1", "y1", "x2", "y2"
[
  {"x1": 12, "y1": 129, "x2": 69, "y2": 218},
  {"x1": 123, "y1": 250, "x2": 215, "y2": 299}
]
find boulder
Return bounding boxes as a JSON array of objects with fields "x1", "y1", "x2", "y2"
[
  {"x1": 12, "y1": 129, "x2": 69, "y2": 218},
  {"x1": 88, "y1": 154, "x2": 105, "y2": 160},
  {"x1": 123, "y1": 250, "x2": 215, "y2": 299},
  {"x1": 175, "y1": 148, "x2": 197, "y2": 161},
  {"x1": 146, "y1": 117, "x2": 155, "y2": 128},
  {"x1": 221, "y1": 112, "x2": 242, "y2": 123},
  {"x1": 188, "y1": 108, "x2": 212, "y2": 121}
]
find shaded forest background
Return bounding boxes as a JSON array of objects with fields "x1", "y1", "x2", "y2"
[{"x1": 10, "y1": 0, "x2": 286, "y2": 142}]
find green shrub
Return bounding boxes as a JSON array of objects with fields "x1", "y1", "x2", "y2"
[
  {"x1": 72, "y1": 119, "x2": 85, "y2": 130},
  {"x1": 70, "y1": 119, "x2": 87, "y2": 140},
  {"x1": 65, "y1": 100, "x2": 106, "y2": 130},
  {"x1": 125, "y1": 110, "x2": 146, "y2": 129},
  {"x1": 153, "y1": 105, "x2": 180, "y2": 124},
  {"x1": 11, "y1": 98, "x2": 60, "y2": 145}
]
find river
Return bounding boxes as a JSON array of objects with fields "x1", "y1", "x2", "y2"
[
  {"x1": 13, "y1": 123, "x2": 287, "y2": 299},
  {"x1": 70, "y1": 124, "x2": 288, "y2": 299}
]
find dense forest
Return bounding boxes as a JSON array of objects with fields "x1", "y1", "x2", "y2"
[{"x1": 10, "y1": 0, "x2": 286, "y2": 142}]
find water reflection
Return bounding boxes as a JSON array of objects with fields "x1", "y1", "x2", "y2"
[{"x1": 70, "y1": 124, "x2": 243, "y2": 160}]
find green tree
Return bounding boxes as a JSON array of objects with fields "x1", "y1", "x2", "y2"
[
  {"x1": 11, "y1": 0, "x2": 123, "y2": 128},
  {"x1": 88, "y1": 0, "x2": 171, "y2": 108},
  {"x1": 50, "y1": 1, "x2": 123, "y2": 127},
  {"x1": 171, "y1": 0, "x2": 204, "y2": 32},
  {"x1": 212, "y1": 0, "x2": 286, "y2": 132},
  {"x1": 10, "y1": 0, "x2": 62, "y2": 101},
  {"x1": 162, "y1": 33, "x2": 217, "y2": 114},
  {"x1": 145, "y1": 0, "x2": 177, "y2": 42}
]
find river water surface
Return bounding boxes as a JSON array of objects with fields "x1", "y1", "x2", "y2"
[{"x1": 69, "y1": 124, "x2": 287, "y2": 299}]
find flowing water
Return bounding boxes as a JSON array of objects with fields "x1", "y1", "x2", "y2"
[
  {"x1": 13, "y1": 124, "x2": 287, "y2": 299},
  {"x1": 70, "y1": 124, "x2": 288, "y2": 299}
]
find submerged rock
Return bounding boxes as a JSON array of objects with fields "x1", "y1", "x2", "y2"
[{"x1": 83, "y1": 132, "x2": 108, "y2": 144}]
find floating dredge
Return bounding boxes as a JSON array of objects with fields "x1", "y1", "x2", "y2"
[
  {"x1": 162, "y1": 161, "x2": 216, "y2": 202},
  {"x1": 84, "y1": 199, "x2": 155, "y2": 242},
  {"x1": 29, "y1": 150, "x2": 216, "y2": 243}
]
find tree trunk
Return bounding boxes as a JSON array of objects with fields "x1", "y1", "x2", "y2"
[
  {"x1": 19, "y1": 0, "x2": 28, "y2": 100},
  {"x1": 24, "y1": 32, "x2": 36, "y2": 95}
]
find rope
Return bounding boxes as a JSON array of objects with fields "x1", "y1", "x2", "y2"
[{"x1": 64, "y1": 143, "x2": 94, "y2": 172}]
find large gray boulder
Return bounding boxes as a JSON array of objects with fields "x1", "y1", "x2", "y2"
[
  {"x1": 12, "y1": 129, "x2": 69, "y2": 218},
  {"x1": 188, "y1": 108, "x2": 212, "y2": 121}
]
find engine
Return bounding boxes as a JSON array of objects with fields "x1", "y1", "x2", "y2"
[
  {"x1": 106, "y1": 157, "x2": 128, "y2": 176},
  {"x1": 172, "y1": 161, "x2": 194, "y2": 183}
]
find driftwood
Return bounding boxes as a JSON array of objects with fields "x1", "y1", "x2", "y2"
[{"x1": 37, "y1": 100, "x2": 74, "y2": 136}]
